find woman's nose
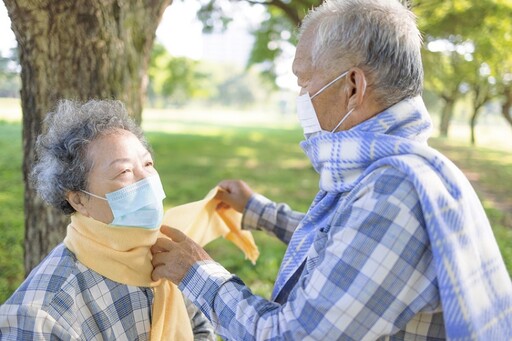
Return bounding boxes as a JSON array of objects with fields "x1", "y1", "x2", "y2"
[{"x1": 134, "y1": 165, "x2": 156, "y2": 182}]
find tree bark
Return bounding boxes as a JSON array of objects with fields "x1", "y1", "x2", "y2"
[
  {"x1": 470, "y1": 107, "x2": 479, "y2": 145},
  {"x1": 469, "y1": 83, "x2": 490, "y2": 146},
  {"x1": 501, "y1": 84, "x2": 512, "y2": 127},
  {"x1": 439, "y1": 96, "x2": 455, "y2": 137},
  {"x1": 3, "y1": 0, "x2": 171, "y2": 274}
]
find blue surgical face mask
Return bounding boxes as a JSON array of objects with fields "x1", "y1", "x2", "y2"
[
  {"x1": 82, "y1": 174, "x2": 166, "y2": 229},
  {"x1": 296, "y1": 70, "x2": 355, "y2": 139}
]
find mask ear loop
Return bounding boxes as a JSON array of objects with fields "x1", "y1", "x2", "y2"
[
  {"x1": 311, "y1": 71, "x2": 349, "y2": 99},
  {"x1": 331, "y1": 108, "x2": 355, "y2": 133},
  {"x1": 331, "y1": 71, "x2": 366, "y2": 133},
  {"x1": 81, "y1": 190, "x2": 108, "y2": 201}
]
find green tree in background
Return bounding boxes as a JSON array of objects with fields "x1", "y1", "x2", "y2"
[
  {"x1": 148, "y1": 43, "x2": 208, "y2": 107},
  {"x1": 147, "y1": 41, "x2": 276, "y2": 109},
  {"x1": 195, "y1": 0, "x2": 511, "y2": 143},
  {"x1": 415, "y1": 0, "x2": 512, "y2": 143}
]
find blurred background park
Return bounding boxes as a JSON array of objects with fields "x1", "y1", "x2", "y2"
[{"x1": 0, "y1": 0, "x2": 511, "y2": 304}]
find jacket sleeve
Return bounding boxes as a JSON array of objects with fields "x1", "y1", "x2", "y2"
[{"x1": 242, "y1": 193, "x2": 305, "y2": 245}]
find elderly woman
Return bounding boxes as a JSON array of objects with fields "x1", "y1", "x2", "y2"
[{"x1": 0, "y1": 100, "x2": 214, "y2": 340}]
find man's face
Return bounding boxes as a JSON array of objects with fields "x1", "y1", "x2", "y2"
[{"x1": 292, "y1": 28, "x2": 349, "y2": 132}]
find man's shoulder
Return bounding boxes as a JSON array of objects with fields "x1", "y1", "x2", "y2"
[{"x1": 350, "y1": 163, "x2": 419, "y2": 199}]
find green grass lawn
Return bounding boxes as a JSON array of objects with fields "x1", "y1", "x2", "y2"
[{"x1": 1, "y1": 104, "x2": 511, "y2": 304}]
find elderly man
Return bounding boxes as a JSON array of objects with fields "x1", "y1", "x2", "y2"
[{"x1": 151, "y1": 0, "x2": 512, "y2": 339}]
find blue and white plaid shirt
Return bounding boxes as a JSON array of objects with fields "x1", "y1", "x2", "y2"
[
  {"x1": 180, "y1": 96, "x2": 512, "y2": 340},
  {"x1": 0, "y1": 244, "x2": 215, "y2": 340},
  {"x1": 180, "y1": 173, "x2": 445, "y2": 340}
]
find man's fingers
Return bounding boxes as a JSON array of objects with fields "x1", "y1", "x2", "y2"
[
  {"x1": 217, "y1": 180, "x2": 235, "y2": 192},
  {"x1": 151, "y1": 236, "x2": 175, "y2": 254},
  {"x1": 151, "y1": 250, "x2": 170, "y2": 267},
  {"x1": 151, "y1": 265, "x2": 165, "y2": 281},
  {"x1": 160, "y1": 225, "x2": 187, "y2": 242}
]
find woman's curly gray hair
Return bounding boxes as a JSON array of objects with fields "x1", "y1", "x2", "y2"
[{"x1": 31, "y1": 99, "x2": 150, "y2": 215}]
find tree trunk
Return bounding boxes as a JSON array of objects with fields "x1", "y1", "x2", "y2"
[
  {"x1": 439, "y1": 97, "x2": 455, "y2": 137},
  {"x1": 501, "y1": 84, "x2": 512, "y2": 127},
  {"x1": 3, "y1": 0, "x2": 171, "y2": 274},
  {"x1": 470, "y1": 107, "x2": 479, "y2": 145},
  {"x1": 469, "y1": 83, "x2": 490, "y2": 146}
]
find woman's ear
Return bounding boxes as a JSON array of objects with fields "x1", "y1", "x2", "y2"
[{"x1": 66, "y1": 191, "x2": 90, "y2": 217}]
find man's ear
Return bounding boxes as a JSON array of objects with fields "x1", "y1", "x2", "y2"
[
  {"x1": 66, "y1": 191, "x2": 90, "y2": 217},
  {"x1": 345, "y1": 67, "x2": 367, "y2": 110}
]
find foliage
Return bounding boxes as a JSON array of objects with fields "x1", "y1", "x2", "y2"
[
  {"x1": 193, "y1": 0, "x2": 512, "y2": 142},
  {"x1": 147, "y1": 43, "x2": 276, "y2": 109},
  {"x1": 147, "y1": 43, "x2": 209, "y2": 107},
  {"x1": 0, "y1": 47, "x2": 20, "y2": 98},
  {"x1": 415, "y1": 0, "x2": 512, "y2": 140},
  {"x1": 195, "y1": 0, "x2": 321, "y2": 80}
]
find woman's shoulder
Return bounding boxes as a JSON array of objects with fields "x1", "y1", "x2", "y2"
[{"x1": 4, "y1": 244, "x2": 81, "y2": 307}]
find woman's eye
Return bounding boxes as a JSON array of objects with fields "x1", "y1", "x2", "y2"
[{"x1": 145, "y1": 161, "x2": 154, "y2": 167}]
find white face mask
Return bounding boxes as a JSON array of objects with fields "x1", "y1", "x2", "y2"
[{"x1": 296, "y1": 70, "x2": 355, "y2": 139}]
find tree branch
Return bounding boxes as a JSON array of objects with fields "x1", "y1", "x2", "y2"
[{"x1": 245, "y1": 0, "x2": 301, "y2": 26}]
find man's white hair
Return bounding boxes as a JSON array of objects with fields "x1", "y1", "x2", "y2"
[{"x1": 300, "y1": 0, "x2": 423, "y2": 106}]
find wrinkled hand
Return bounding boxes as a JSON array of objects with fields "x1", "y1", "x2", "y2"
[
  {"x1": 151, "y1": 225, "x2": 212, "y2": 284},
  {"x1": 215, "y1": 179, "x2": 254, "y2": 213}
]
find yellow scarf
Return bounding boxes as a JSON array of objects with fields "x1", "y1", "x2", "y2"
[
  {"x1": 163, "y1": 187, "x2": 259, "y2": 264},
  {"x1": 63, "y1": 187, "x2": 259, "y2": 340},
  {"x1": 64, "y1": 214, "x2": 193, "y2": 341}
]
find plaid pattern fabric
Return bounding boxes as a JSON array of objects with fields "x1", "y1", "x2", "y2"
[
  {"x1": 0, "y1": 244, "x2": 214, "y2": 340},
  {"x1": 178, "y1": 96, "x2": 511, "y2": 340},
  {"x1": 242, "y1": 194, "x2": 304, "y2": 245},
  {"x1": 300, "y1": 96, "x2": 512, "y2": 339},
  {"x1": 181, "y1": 169, "x2": 445, "y2": 340}
]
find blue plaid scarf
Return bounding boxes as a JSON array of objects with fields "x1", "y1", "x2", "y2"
[{"x1": 274, "y1": 96, "x2": 512, "y2": 339}]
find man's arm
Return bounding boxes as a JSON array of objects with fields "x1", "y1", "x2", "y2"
[
  {"x1": 177, "y1": 168, "x2": 440, "y2": 340},
  {"x1": 242, "y1": 193, "x2": 305, "y2": 245},
  {"x1": 215, "y1": 180, "x2": 305, "y2": 245}
]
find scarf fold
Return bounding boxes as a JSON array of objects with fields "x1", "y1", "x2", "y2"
[
  {"x1": 64, "y1": 214, "x2": 193, "y2": 341},
  {"x1": 280, "y1": 96, "x2": 512, "y2": 339},
  {"x1": 163, "y1": 186, "x2": 260, "y2": 264}
]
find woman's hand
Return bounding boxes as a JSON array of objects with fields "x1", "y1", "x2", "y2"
[
  {"x1": 215, "y1": 180, "x2": 254, "y2": 213},
  {"x1": 151, "y1": 225, "x2": 212, "y2": 284}
]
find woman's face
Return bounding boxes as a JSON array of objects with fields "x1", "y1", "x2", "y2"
[{"x1": 75, "y1": 129, "x2": 158, "y2": 224}]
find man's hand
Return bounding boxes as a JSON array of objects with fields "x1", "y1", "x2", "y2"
[
  {"x1": 215, "y1": 180, "x2": 254, "y2": 213},
  {"x1": 151, "y1": 225, "x2": 212, "y2": 284}
]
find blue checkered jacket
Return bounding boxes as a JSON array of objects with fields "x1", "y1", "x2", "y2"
[
  {"x1": 0, "y1": 244, "x2": 215, "y2": 340},
  {"x1": 180, "y1": 169, "x2": 446, "y2": 340}
]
